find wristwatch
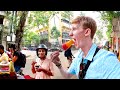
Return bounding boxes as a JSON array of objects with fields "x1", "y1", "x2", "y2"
[{"x1": 56, "y1": 63, "x2": 62, "y2": 68}]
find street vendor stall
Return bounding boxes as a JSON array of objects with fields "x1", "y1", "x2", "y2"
[
  {"x1": 0, "y1": 60, "x2": 34, "y2": 79},
  {"x1": 0, "y1": 61, "x2": 17, "y2": 79}
]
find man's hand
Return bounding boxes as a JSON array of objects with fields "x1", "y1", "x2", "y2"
[{"x1": 50, "y1": 51, "x2": 61, "y2": 67}]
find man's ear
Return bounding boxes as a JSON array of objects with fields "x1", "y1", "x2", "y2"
[{"x1": 84, "y1": 28, "x2": 91, "y2": 37}]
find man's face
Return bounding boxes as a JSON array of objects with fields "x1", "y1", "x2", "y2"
[{"x1": 69, "y1": 23, "x2": 86, "y2": 49}]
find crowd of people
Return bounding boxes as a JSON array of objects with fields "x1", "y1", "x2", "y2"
[{"x1": 0, "y1": 15, "x2": 120, "y2": 79}]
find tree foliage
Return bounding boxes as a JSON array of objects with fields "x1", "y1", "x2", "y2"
[
  {"x1": 28, "y1": 11, "x2": 54, "y2": 29},
  {"x1": 99, "y1": 11, "x2": 120, "y2": 40},
  {"x1": 95, "y1": 30, "x2": 103, "y2": 42},
  {"x1": 51, "y1": 26, "x2": 60, "y2": 39},
  {"x1": 4, "y1": 11, "x2": 74, "y2": 49},
  {"x1": 61, "y1": 11, "x2": 73, "y2": 21},
  {"x1": 26, "y1": 11, "x2": 73, "y2": 44},
  {"x1": 4, "y1": 11, "x2": 28, "y2": 50},
  {"x1": 23, "y1": 29, "x2": 40, "y2": 47}
]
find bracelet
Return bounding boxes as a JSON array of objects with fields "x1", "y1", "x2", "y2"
[{"x1": 56, "y1": 63, "x2": 62, "y2": 68}]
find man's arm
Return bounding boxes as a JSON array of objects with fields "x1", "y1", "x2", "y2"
[
  {"x1": 57, "y1": 64, "x2": 74, "y2": 79},
  {"x1": 12, "y1": 56, "x2": 18, "y2": 62},
  {"x1": 51, "y1": 51, "x2": 73, "y2": 79}
]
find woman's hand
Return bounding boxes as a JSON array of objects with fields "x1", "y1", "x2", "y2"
[
  {"x1": 31, "y1": 61, "x2": 37, "y2": 66},
  {"x1": 31, "y1": 61, "x2": 37, "y2": 74},
  {"x1": 36, "y1": 67, "x2": 53, "y2": 76},
  {"x1": 36, "y1": 66, "x2": 44, "y2": 72}
]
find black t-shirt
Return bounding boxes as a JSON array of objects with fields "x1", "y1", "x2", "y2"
[
  {"x1": 13, "y1": 51, "x2": 21, "y2": 67},
  {"x1": 64, "y1": 48, "x2": 73, "y2": 57}
]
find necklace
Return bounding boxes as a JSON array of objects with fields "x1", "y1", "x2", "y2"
[{"x1": 40, "y1": 60, "x2": 45, "y2": 66}]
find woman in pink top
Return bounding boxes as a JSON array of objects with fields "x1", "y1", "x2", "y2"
[{"x1": 31, "y1": 44, "x2": 54, "y2": 79}]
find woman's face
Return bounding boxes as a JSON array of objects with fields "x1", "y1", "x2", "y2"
[
  {"x1": 9, "y1": 48, "x2": 14, "y2": 53},
  {"x1": 69, "y1": 23, "x2": 86, "y2": 49},
  {"x1": 38, "y1": 48, "x2": 46, "y2": 58}
]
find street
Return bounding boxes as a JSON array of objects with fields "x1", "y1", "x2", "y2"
[{"x1": 22, "y1": 50, "x2": 78, "y2": 79}]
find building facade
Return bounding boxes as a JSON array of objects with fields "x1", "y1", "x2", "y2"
[
  {"x1": 48, "y1": 14, "x2": 71, "y2": 47},
  {"x1": 111, "y1": 17, "x2": 120, "y2": 60}
]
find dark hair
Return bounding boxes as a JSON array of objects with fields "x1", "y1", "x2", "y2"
[
  {"x1": 0, "y1": 44, "x2": 4, "y2": 50},
  {"x1": 36, "y1": 44, "x2": 48, "y2": 57},
  {"x1": 9, "y1": 44, "x2": 16, "y2": 50}
]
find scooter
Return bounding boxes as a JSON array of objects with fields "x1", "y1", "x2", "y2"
[
  {"x1": 16, "y1": 68, "x2": 24, "y2": 76},
  {"x1": 16, "y1": 68, "x2": 34, "y2": 79}
]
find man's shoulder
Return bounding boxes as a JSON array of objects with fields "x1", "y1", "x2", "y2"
[
  {"x1": 95, "y1": 49, "x2": 118, "y2": 62},
  {"x1": 99, "y1": 49, "x2": 114, "y2": 56},
  {"x1": 14, "y1": 51, "x2": 22, "y2": 57}
]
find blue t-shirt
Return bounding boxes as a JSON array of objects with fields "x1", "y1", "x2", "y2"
[{"x1": 67, "y1": 43, "x2": 120, "y2": 79}]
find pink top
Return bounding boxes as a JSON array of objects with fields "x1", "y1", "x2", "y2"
[{"x1": 34, "y1": 58, "x2": 54, "y2": 79}]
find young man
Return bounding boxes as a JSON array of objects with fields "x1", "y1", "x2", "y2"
[
  {"x1": 8, "y1": 44, "x2": 23, "y2": 73},
  {"x1": 50, "y1": 16, "x2": 120, "y2": 79}
]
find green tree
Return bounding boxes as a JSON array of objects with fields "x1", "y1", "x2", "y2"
[
  {"x1": 99, "y1": 11, "x2": 120, "y2": 40},
  {"x1": 95, "y1": 30, "x2": 103, "y2": 41},
  {"x1": 4, "y1": 11, "x2": 28, "y2": 51},
  {"x1": 28, "y1": 11, "x2": 55, "y2": 29},
  {"x1": 23, "y1": 11, "x2": 73, "y2": 47},
  {"x1": 23, "y1": 28, "x2": 40, "y2": 47},
  {"x1": 4, "y1": 11, "x2": 74, "y2": 50},
  {"x1": 27, "y1": 11, "x2": 54, "y2": 44},
  {"x1": 51, "y1": 26, "x2": 60, "y2": 39},
  {"x1": 61, "y1": 11, "x2": 73, "y2": 21},
  {"x1": 15, "y1": 11, "x2": 28, "y2": 51},
  {"x1": 50, "y1": 11, "x2": 73, "y2": 39}
]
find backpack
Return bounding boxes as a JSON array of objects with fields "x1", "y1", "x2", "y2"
[{"x1": 18, "y1": 52, "x2": 26, "y2": 68}]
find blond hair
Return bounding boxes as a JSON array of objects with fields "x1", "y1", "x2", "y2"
[{"x1": 71, "y1": 16, "x2": 97, "y2": 39}]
